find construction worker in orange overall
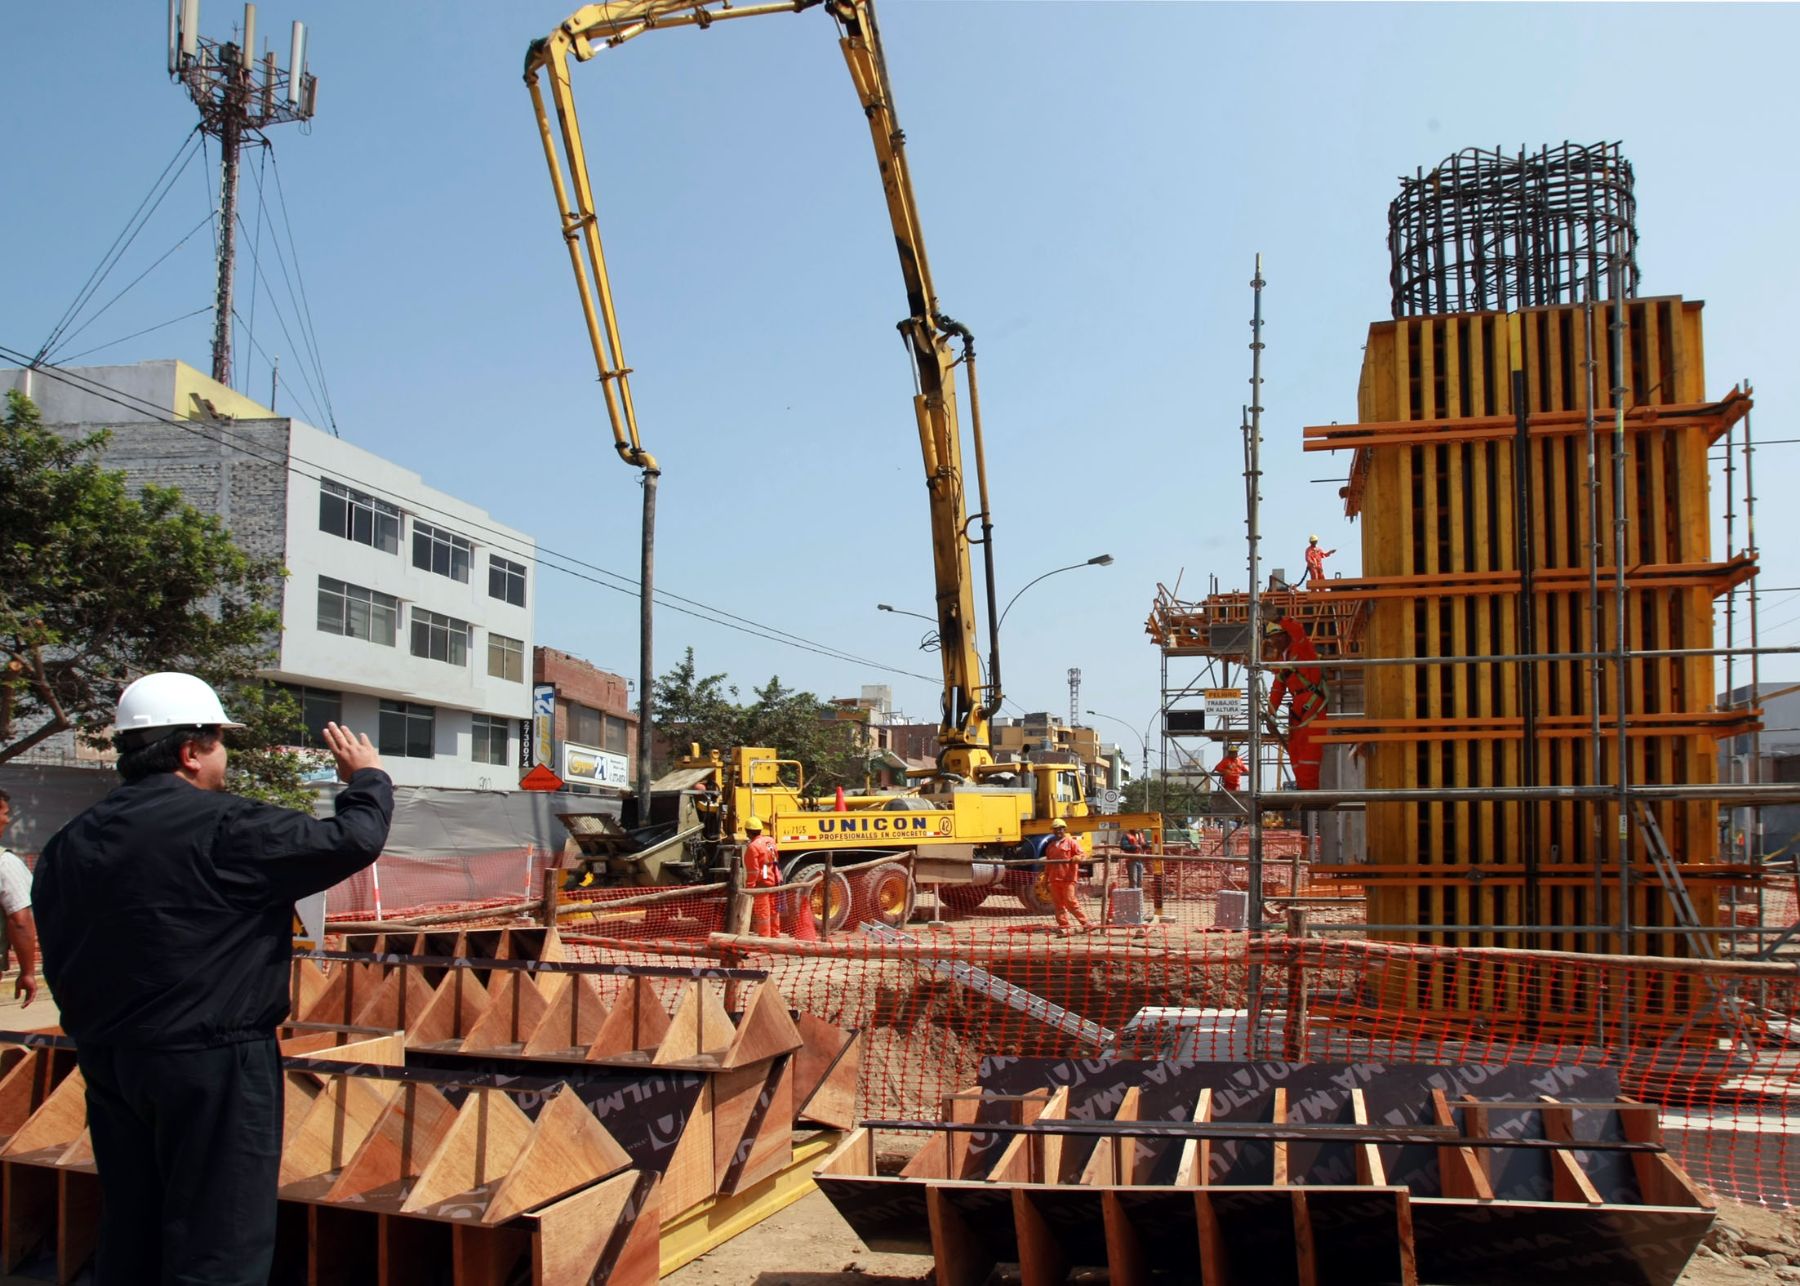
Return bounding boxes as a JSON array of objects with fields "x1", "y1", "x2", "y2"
[
  {"x1": 1304, "y1": 535, "x2": 1337, "y2": 586},
  {"x1": 1266, "y1": 617, "x2": 1329, "y2": 790},
  {"x1": 742, "y1": 816, "x2": 782, "y2": 937},
  {"x1": 1043, "y1": 818, "x2": 1093, "y2": 933},
  {"x1": 1214, "y1": 747, "x2": 1248, "y2": 792}
]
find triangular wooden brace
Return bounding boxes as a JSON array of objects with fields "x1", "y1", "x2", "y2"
[
  {"x1": 658, "y1": 1082, "x2": 715, "y2": 1218},
  {"x1": 350, "y1": 966, "x2": 436, "y2": 1032},
  {"x1": 652, "y1": 980, "x2": 734, "y2": 1066},
  {"x1": 0, "y1": 1050, "x2": 55, "y2": 1139},
  {"x1": 290, "y1": 958, "x2": 331, "y2": 1017},
  {"x1": 526, "y1": 1168, "x2": 642, "y2": 1285},
  {"x1": 711, "y1": 1063, "x2": 768, "y2": 1189},
  {"x1": 279, "y1": 1075, "x2": 399, "y2": 1187},
  {"x1": 722, "y1": 1056, "x2": 793, "y2": 1196},
  {"x1": 482, "y1": 1086, "x2": 633, "y2": 1225},
  {"x1": 460, "y1": 971, "x2": 551, "y2": 1053},
  {"x1": 588, "y1": 977, "x2": 670, "y2": 1060},
  {"x1": 400, "y1": 1089, "x2": 535, "y2": 1216},
  {"x1": 324, "y1": 1081, "x2": 460, "y2": 1203},
  {"x1": 0, "y1": 1069, "x2": 87, "y2": 1158},
  {"x1": 319, "y1": 1033, "x2": 405, "y2": 1067},
  {"x1": 795, "y1": 1024, "x2": 860, "y2": 1131},
  {"x1": 407, "y1": 969, "x2": 491, "y2": 1048},
  {"x1": 55, "y1": 1129, "x2": 93, "y2": 1169},
  {"x1": 522, "y1": 973, "x2": 610, "y2": 1057},
  {"x1": 722, "y1": 983, "x2": 802, "y2": 1070},
  {"x1": 282, "y1": 1071, "x2": 322, "y2": 1142},
  {"x1": 299, "y1": 961, "x2": 379, "y2": 1026}
]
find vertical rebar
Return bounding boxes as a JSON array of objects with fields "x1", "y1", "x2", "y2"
[
  {"x1": 1584, "y1": 284, "x2": 1604, "y2": 947},
  {"x1": 1509, "y1": 312, "x2": 1541, "y2": 945},
  {"x1": 1610, "y1": 253, "x2": 1632, "y2": 989}
]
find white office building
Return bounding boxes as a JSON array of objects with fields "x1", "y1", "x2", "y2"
[{"x1": 5, "y1": 359, "x2": 535, "y2": 789}]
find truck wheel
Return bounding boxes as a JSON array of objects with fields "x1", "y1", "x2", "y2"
[
  {"x1": 940, "y1": 885, "x2": 990, "y2": 919},
  {"x1": 788, "y1": 858, "x2": 853, "y2": 933},
  {"x1": 862, "y1": 866, "x2": 916, "y2": 927},
  {"x1": 1013, "y1": 873, "x2": 1055, "y2": 917}
]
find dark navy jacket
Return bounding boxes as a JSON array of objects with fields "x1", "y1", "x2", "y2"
[{"x1": 34, "y1": 769, "x2": 392, "y2": 1049}]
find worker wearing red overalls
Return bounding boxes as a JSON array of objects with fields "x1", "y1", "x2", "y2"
[
  {"x1": 742, "y1": 816, "x2": 782, "y2": 937},
  {"x1": 1266, "y1": 616, "x2": 1329, "y2": 790},
  {"x1": 1304, "y1": 535, "x2": 1336, "y2": 586},
  {"x1": 1215, "y1": 748, "x2": 1248, "y2": 792},
  {"x1": 1043, "y1": 818, "x2": 1092, "y2": 933}
]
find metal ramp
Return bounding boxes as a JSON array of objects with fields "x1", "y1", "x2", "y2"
[{"x1": 861, "y1": 922, "x2": 1115, "y2": 1047}]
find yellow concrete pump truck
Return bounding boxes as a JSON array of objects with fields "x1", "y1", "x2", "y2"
[{"x1": 527, "y1": 0, "x2": 1160, "y2": 927}]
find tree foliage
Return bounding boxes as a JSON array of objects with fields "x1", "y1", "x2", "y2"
[
  {"x1": 652, "y1": 648, "x2": 863, "y2": 795},
  {"x1": 0, "y1": 390, "x2": 310, "y2": 807}
]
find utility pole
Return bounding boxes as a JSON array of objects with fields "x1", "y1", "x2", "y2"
[{"x1": 170, "y1": 2, "x2": 318, "y2": 388}]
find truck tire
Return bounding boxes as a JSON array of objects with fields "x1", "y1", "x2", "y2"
[
  {"x1": 940, "y1": 885, "x2": 990, "y2": 919},
  {"x1": 1012, "y1": 872, "x2": 1056, "y2": 917},
  {"x1": 787, "y1": 857, "x2": 854, "y2": 933},
  {"x1": 861, "y1": 865, "x2": 916, "y2": 927}
]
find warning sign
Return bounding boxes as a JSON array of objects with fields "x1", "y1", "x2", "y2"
[
  {"x1": 1203, "y1": 688, "x2": 1246, "y2": 722},
  {"x1": 520, "y1": 763, "x2": 565, "y2": 792}
]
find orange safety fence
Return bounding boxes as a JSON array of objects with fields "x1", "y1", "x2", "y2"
[
  {"x1": 324, "y1": 846, "x2": 560, "y2": 921},
  {"x1": 557, "y1": 927, "x2": 1800, "y2": 1207}
]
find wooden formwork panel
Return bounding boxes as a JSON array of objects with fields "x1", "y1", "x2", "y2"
[{"x1": 1305, "y1": 295, "x2": 1755, "y2": 1001}]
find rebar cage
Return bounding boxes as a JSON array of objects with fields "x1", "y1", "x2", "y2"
[{"x1": 1388, "y1": 141, "x2": 1639, "y2": 318}]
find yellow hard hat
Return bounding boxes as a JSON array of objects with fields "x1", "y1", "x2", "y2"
[
  {"x1": 1051, "y1": 817, "x2": 1068, "y2": 830},
  {"x1": 744, "y1": 815, "x2": 764, "y2": 832},
  {"x1": 1264, "y1": 620, "x2": 1286, "y2": 636},
  {"x1": 1309, "y1": 534, "x2": 1320, "y2": 543}
]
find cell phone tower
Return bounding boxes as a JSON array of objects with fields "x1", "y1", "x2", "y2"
[
  {"x1": 1068, "y1": 667, "x2": 1081, "y2": 731},
  {"x1": 169, "y1": 2, "x2": 318, "y2": 388}
]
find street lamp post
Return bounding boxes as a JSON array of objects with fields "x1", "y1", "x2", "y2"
[
  {"x1": 996, "y1": 554, "x2": 1113, "y2": 633},
  {"x1": 1086, "y1": 708, "x2": 1152, "y2": 811},
  {"x1": 875, "y1": 603, "x2": 936, "y2": 624}
]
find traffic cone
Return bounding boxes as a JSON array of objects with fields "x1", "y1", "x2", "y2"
[
  {"x1": 834, "y1": 785, "x2": 847, "y2": 811},
  {"x1": 792, "y1": 889, "x2": 820, "y2": 942}
]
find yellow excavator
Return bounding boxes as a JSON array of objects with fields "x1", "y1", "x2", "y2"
[{"x1": 526, "y1": 0, "x2": 1159, "y2": 926}]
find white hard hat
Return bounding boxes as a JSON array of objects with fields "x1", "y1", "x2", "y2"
[
  {"x1": 1309, "y1": 534, "x2": 1320, "y2": 543},
  {"x1": 115, "y1": 672, "x2": 243, "y2": 734}
]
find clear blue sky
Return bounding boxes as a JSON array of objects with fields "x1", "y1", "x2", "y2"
[{"x1": 6, "y1": 2, "x2": 1798, "y2": 764}]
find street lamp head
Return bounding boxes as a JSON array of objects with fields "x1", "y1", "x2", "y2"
[
  {"x1": 877, "y1": 603, "x2": 896, "y2": 613},
  {"x1": 1087, "y1": 554, "x2": 1115, "y2": 566}
]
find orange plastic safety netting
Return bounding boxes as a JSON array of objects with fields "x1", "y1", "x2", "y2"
[{"x1": 563, "y1": 927, "x2": 1800, "y2": 1207}]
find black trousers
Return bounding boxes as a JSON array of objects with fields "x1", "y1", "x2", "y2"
[{"x1": 77, "y1": 1038, "x2": 282, "y2": 1286}]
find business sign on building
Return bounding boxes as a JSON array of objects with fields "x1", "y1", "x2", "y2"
[
  {"x1": 531, "y1": 684, "x2": 556, "y2": 771},
  {"x1": 1204, "y1": 688, "x2": 1246, "y2": 722},
  {"x1": 562, "y1": 740, "x2": 630, "y2": 790}
]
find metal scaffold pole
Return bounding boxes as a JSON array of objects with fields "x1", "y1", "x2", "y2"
[
  {"x1": 1245, "y1": 255, "x2": 1267, "y2": 936},
  {"x1": 1610, "y1": 250, "x2": 1632, "y2": 975}
]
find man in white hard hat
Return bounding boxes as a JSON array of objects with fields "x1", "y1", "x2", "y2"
[
  {"x1": 34, "y1": 672, "x2": 392, "y2": 1286},
  {"x1": 1304, "y1": 534, "x2": 1337, "y2": 587}
]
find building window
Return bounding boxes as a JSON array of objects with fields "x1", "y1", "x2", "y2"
[
  {"x1": 603, "y1": 713, "x2": 630, "y2": 755},
  {"x1": 412, "y1": 521, "x2": 472, "y2": 582},
  {"x1": 489, "y1": 555, "x2": 526, "y2": 607},
  {"x1": 569, "y1": 702, "x2": 602, "y2": 747},
  {"x1": 378, "y1": 701, "x2": 435, "y2": 758},
  {"x1": 276, "y1": 684, "x2": 341, "y2": 748},
  {"x1": 317, "y1": 576, "x2": 399, "y2": 646},
  {"x1": 319, "y1": 479, "x2": 400, "y2": 553},
  {"x1": 488, "y1": 632, "x2": 524, "y2": 682},
  {"x1": 472, "y1": 714, "x2": 509, "y2": 766},
  {"x1": 411, "y1": 608, "x2": 471, "y2": 666}
]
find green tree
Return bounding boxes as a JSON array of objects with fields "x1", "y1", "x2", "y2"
[
  {"x1": 0, "y1": 389, "x2": 309, "y2": 807},
  {"x1": 652, "y1": 647, "x2": 741, "y2": 764},
  {"x1": 650, "y1": 651, "x2": 862, "y2": 794}
]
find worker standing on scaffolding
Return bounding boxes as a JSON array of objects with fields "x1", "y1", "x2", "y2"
[
  {"x1": 1266, "y1": 618, "x2": 1330, "y2": 790},
  {"x1": 1215, "y1": 746, "x2": 1248, "y2": 793},
  {"x1": 1043, "y1": 818, "x2": 1093, "y2": 934},
  {"x1": 742, "y1": 816, "x2": 782, "y2": 937},
  {"x1": 33, "y1": 673, "x2": 391, "y2": 1286},
  {"x1": 1304, "y1": 535, "x2": 1336, "y2": 586}
]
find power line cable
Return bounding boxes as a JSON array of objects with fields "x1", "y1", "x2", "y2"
[
  {"x1": 38, "y1": 130, "x2": 204, "y2": 363},
  {"x1": 62, "y1": 306, "x2": 216, "y2": 365},
  {"x1": 267, "y1": 152, "x2": 336, "y2": 434},
  {"x1": 47, "y1": 211, "x2": 217, "y2": 360},
  {"x1": 1, "y1": 349, "x2": 939, "y2": 685}
]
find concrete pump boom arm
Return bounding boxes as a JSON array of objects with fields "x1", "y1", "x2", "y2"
[{"x1": 524, "y1": 0, "x2": 1001, "y2": 777}]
